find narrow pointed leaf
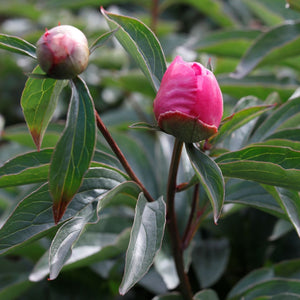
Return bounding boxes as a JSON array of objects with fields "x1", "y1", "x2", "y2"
[
  {"x1": 0, "y1": 167, "x2": 128, "y2": 255},
  {"x1": 101, "y1": 7, "x2": 166, "y2": 92},
  {"x1": 119, "y1": 194, "x2": 166, "y2": 295},
  {"x1": 250, "y1": 97, "x2": 300, "y2": 143},
  {"x1": 0, "y1": 34, "x2": 36, "y2": 59},
  {"x1": 186, "y1": 144, "x2": 225, "y2": 223},
  {"x1": 0, "y1": 148, "x2": 124, "y2": 188},
  {"x1": 49, "y1": 76, "x2": 96, "y2": 224},
  {"x1": 214, "y1": 104, "x2": 275, "y2": 144},
  {"x1": 49, "y1": 203, "x2": 96, "y2": 280},
  {"x1": 263, "y1": 186, "x2": 300, "y2": 237},
  {"x1": 21, "y1": 66, "x2": 67, "y2": 150},
  {"x1": 216, "y1": 145, "x2": 300, "y2": 190},
  {"x1": 89, "y1": 28, "x2": 119, "y2": 53},
  {"x1": 232, "y1": 21, "x2": 300, "y2": 78}
]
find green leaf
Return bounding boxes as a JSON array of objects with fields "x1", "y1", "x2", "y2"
[
  {"x1": 225, "y1": 179, "x2": 285, "y2": 219},
  {"x1": 195, "y1": 29, "x2": 260, "y2": 58},
  {"x1": 0, "y1": 167, "x2": 127, "y2": 255},
  {"x1": 0, "y1": 149, "x2": 51, "y2": 188},
  {"x1": 218, "y1": 75, "x2": 298, "y2": 100},
  {"x1": 0, "y1": 34, "x2": 36, "y2": 59},
  {"x1": 0, "y1": 148, "x2": 125, "y2": 188},
  {"x1": 216, "y1": 145, "x2": 300, "y2": 190},
  {"x1": 49, "y1": 203, "x2": 96, "y2": 280},
  {"x1": 30, "y1": 181, "x2": 140, "y2": 282},
  {"x1": 186, "y1": 144, "x2": 225, "y2": 223},
  {"x1": 21, "y1": 66, "x2": 67, "y2": 150},
  {"x1": 232, "y1": 21, "x2": 300, "y2": 78},
  {"x1": 241, "y1": 0, "x2": 284, "y2": 26},
  {"x1": 262, "y1": 186, "x2": 300, "y2": 237},
  {"x1": 49, "y1": 76, "x2": 96, "y2": 224},
  {"x1": 250, "y1": 97, "x2": 300, "y2": 143},
  {"x1": 214, "y1": 104, "x2": 275, "y2": 145},
  {"x1": 168, "y1": 0, "x2": 236, "y2": 28},
  {"x1": 152, "y1": 292, "x2": 183, "y2": 300},
  {"x1": 89, "y1": 28, "x2": 119, "y2": 53},
  {"x1": 119, "y1": 194, "x2": 166, "y2": 295},
  {"x1": 194, "y1": 289, "x2": 219, "y2": 300},
  {"x1": 192, "y1": 238, "x2": 230, "y2": 288},
  {"x1": 101, "y1": 7, "x2": 166, "y2": 92}
]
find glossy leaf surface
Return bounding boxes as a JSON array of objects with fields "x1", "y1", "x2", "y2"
[
  {"x1": 101, "y1": 7, "x2": 166, "y2": 91},
  {"x1": 49, "y1": 76, "x2": 96, "y2": 224},
  {"x1": 0, "y1": 33, "x2": 36, "y2": 59},
  {"x1": 119, "y1": 194, "x2": 166, "y2": 295},
  {"x1": 232, "y1": 21, "x2": 300, "y2": 78},
  {"x1": 216, "y1": 145, "x2": 300, "y2": 190},
  {"x1": 186, "y1": 144, "x2": 224, "y2": 223}
]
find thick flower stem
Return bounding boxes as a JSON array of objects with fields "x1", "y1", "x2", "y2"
[
  {"x1": 94, "y1": 109, "x2": 154, "y2": 203},
  {"x1": 166, "y1": 139, "x2": 193, "y2": 300}
]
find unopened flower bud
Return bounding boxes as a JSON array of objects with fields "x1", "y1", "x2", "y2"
[
  {"x1": 153, "y1": 56, "x2": 223, "y2": 143},
  {"x1": 36, "y1": 25, "x2": 89, "y2": 79}
]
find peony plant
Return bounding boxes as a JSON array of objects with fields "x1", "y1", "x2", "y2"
[{"x1": 1, "y1": 3, "x2": 300, "y2": 300}]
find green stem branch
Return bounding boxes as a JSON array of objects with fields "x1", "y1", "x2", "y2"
[
  {"x1": 166, "y1": 139, "x2": 193, "y2": 300},
  {"x1": 95, "y1": 109, "x2": 154, "y2": 203}
]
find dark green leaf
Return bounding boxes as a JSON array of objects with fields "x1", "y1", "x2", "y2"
[
  {"x1": 214, "y1": 104, "x2": 275, "y2": 145},
  {"x1": 0, "y1": 34, "x2": 36, "y2": 59},
  {"x1": 194, "y1": 289, "x2": 219, "y2": 300},
  {"x1": 129, "y1": 122, "x2": 160, "y2": 131},
  {"x1": 101, "y1": 7, "x2": 166, "y2": 91},
  {"x1": 21, "y1": 66, "x2": 67, "y2": 150},
  {"x1": 152, "y1": 292, "x2": 183, "y2": 300},
  {"x1": 250, "y1": 97, "x2": 300, "y2": 143},
  {"x1": 0, "y1": 167, "x2": 127, "y2": 255},
  {"x1": 186, "y1": 144, "x2": 224, "y2": 223},
  {"x1": 262, "y1": 186, "x2": 300, "y2": 237},
  {"x1": 232, "y1": 21, "x2": 300, "y2": 78},
  {"x1": 225, "y1": 179, "x2": 285, "y2": 219},
  {"x1": 0, "y1": 148, "x2": 125, "y2": 188},
  {"x1": 216, "y1": 145, "x2": 300, "y2": 190},
  {"x1": 192, "y1": 238, "x2": 230, "y2": 288},
  {"x1": 119, "y1": 194, "x2": 166, "y2": 295},
  {"x1": 0, "y1": 149, "x2": 52, "y2": 187},
  {"x1": 49, "y1": 76, "x2": 96, "y2": 224}
]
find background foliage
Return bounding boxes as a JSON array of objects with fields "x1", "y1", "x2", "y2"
[{"x1": 1, "y1": 0, "x2": 300, "y2": 299}]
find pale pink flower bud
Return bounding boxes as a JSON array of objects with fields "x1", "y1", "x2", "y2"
[
  {"x1": 36, "y1": 25, "x2": 89, "y2": 79},
  {"x1": 153, "y1": 56, "x2": 223, "y2": 143}
]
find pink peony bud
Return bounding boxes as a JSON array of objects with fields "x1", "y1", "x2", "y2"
[
  {"x1": 153, "y1": 56, "x2": 223, "y2": 143},
  {"x1": 36, "y1": 25, "x2": 89, "y2": 79}
]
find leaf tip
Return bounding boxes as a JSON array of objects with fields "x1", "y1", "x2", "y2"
[{"x1": 30, "y1": 128, "x2": 41, "y2": 152}]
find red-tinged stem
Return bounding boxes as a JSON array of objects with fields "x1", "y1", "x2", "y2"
[
  {"x1": 166, "y1": 139, "x2": 193, "y2": 300},
  {"x1": 94, "y1": 109, "x2": 154, "y2": 203},
  {"x1": 182, "y1": 184, "x2": 199, "y2": 250},
  {"x1": 151, "y1": 0, "x2": 159, "y2": 33}
]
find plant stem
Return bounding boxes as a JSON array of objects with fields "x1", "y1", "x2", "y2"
[
  {"x1": 151, "y1": 0, "x2": 159, "y2": 34},
  {"x1": 166, "y1": 139, "x2": 193, "y2": 300},
  {"x1": 94, "y1": 109, "x2": 154, "y2": 203},
  {"x1": 182, "y1": 184, "x2": 199, "y2": 250}
]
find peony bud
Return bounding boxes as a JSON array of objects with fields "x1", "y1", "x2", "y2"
[
  {"x1": 36, "y1": 25, "x2": 89, "y2": 79},
  {"x1": 153, "y1": 56, "x2": 223, "y2": 143}
]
